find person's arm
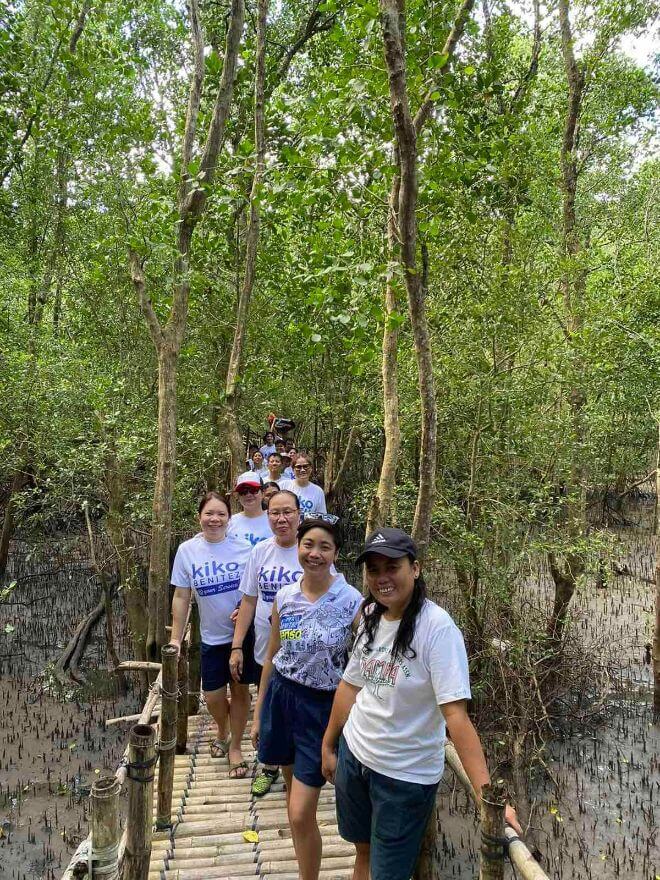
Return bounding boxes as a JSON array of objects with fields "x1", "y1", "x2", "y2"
[
  {"x1": 317, "y1": 488, "x2": 327, "y2": 514},
  {"x1": 229, "y1": 595, "x2": 257, "y2": 681},
  {"x1": 442, "y1": 700, "x2": 522, "y2": 834},
  {"x1": 169, "y1": 587, "x2": 191, "y2": 655},
  {"x1": 250, "y1": 604, "x2": 281, "y2": 747},
  {"x1": 321, "y1": 680, "x2": 362, "y2": 783}
]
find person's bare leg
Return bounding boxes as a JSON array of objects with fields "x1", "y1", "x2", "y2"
[
  {"x1": 204, "y1": 687, "x2": 229, "y2": 750},
  {"x1": 227, "y1": 681, "x2": 250, "y2": 768},
  {"x1": 286, "y1": 775, "x2": 322, "y2": 880},
  {"x1": 352, "y1": 843, "x2": 370, "y2": 880},
  {"x1": 282, "y1": 766, "x2": 295, "y2": 846}
]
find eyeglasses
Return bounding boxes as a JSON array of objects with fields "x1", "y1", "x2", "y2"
[
  {"x1": 294, "y1": 465, "x2": 310, "y2": 471},
  {"x1": 268, "y1": 509, "x2": 298, "y2": 519}
]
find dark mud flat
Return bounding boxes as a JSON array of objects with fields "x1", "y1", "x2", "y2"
[
  {"x1": 0, "y1": 538, "x2": 141, "y2": 879},
  {"x1": 431, "y1": 521, "x2": 659, "y2": 879}
]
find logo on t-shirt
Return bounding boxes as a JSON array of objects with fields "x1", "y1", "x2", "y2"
[
  {"x1": 280, "y1": 612, "x2": 303, "y2": 641},
  {"x1": 258, "y1": 565, "x2": 302, "y2": 603},
  {"x1": 360, "y1": 644, "x2": 411, "y2": 699}
]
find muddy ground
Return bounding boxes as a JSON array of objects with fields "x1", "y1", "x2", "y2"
[{"x1": 0, "y1": 516, "x2": 658, "y2": 880}]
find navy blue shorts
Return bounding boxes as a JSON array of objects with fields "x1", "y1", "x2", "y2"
[
  {"x1": 201, "y1": 625, "x2": 260, "y2": 691},
  {"x1": 335, "y1": 735, "x2": 439, "y2": 880},
  {"x1": 258, "y1": 670, "x2": 334, "y2": 788}
]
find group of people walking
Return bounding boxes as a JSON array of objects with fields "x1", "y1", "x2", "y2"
[{"x1": 169, "y1": 468, "x2": 519, "y2": 880}]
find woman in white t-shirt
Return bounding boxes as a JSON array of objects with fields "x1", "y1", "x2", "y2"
[
  {"x1": 321, "y1": 528, "x2": 521, "y2": 880},
  {"x1": 226, "y1": 472, "x2": 272, "y2": 547},
  {"x1": 282, "y1": 453, "x2": 327, "y2": 516},
  {"x1": 252, "y1": 519, "x2": 362, "y2": 880},
  {"x1": 169, "y1": 492, "x2": 258, "y2": 778},
  {"x1": 230, "y1": 489, "x2": 303, "y2": 797}
]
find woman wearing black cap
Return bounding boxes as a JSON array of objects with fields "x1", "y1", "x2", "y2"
[{"x1": 321, "y1": 528, "x2": 521, "y2": 880}]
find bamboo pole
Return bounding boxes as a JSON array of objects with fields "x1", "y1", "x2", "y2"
[
  {"x1": 122, "y1": 724, "x2": 156, "y2": 880},
  {"x1": 156, "y1": 644, "x2": 178, "y2": 829},
  {"x1": 479, "y1": 782, "x2": 506, "y2": 880},
  {"x1": 176, "y1": 641, "x2": 189, "y2": 753},
  {"x1": 90, "y1": 776, "x2": 121, "y2": 880},
  {"x1": 187, "y1": 602, "x2": 201, "y2": 714},
  {"x1": 444, "y1": 743, "x2": 550, "y2": 880}
]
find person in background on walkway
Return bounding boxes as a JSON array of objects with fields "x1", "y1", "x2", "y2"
[
  {"x1": 281, "y1": 450, "x2": 295, "y2": 479},
  {"x1": 260, "y1": 431, "x2": 276, "y2": 459},
  {"x1": 245, "y1": 443, "x2": 259, "y2": 470},
  {"x1": 283, "y1": 454, "x2": 327, "y2": 516},
  {"x1": 250, "y1": 449, "x2": 269, "y2": 479},
  {"x1": 226, "y1": 473, "x2": 272, "y2": 547},
  {"x1": 252, "y1": 519, "x2": 361, "y2": 880},
  {"x1": 169, "y1": 492, "x2": 258, "y2": 778},
  {"x1": 230, "y1": 490, "x2": 303, "y2": 796},
  {"x1": 262, "y1": 481, "x2": 281, "y2": 508},
  {"x1": 321, "y1": 528, "x2": 522, "y2": 880},
  {"x1": 266, "y1": 452, "x2": 288, "y2": 487}
]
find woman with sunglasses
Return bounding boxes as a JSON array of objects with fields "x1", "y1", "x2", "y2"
[
  {"x1": 282, "y1": 454, "x2": 327, "y2": 516},
  {"x1": 321, "y1": 528, "x2": 521, "y2": 880},
  {"x1": 169, "y1": 492, "x2": 258, "y2": 777},
  {"x1": 230, "y1": 489, "x2": 303, "y2": 796},
  {"x1": 227, "y1": 473, "x2": 272, "y2": 547}
]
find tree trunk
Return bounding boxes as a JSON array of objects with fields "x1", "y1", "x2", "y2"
[
  {"x1": 146, "y1": 345, "x2": 178, "y2": 659},
  {"x1": 221, "y1": 0, "x2": 267, "y2": 482},
  {"x1": 547, "y1": 0, "x2": 587, "y2": 644},
  {"x1": 130, "y1": 0, "x2": 245, "y2": 659},
  {"x1": 366, "y1": 172, "x2": 401, "y2": 535},
  {"x1": 105, "y1": 449, "x2": 148, "y2": 674},
  {"x1": 654, "y1": 423, "x2": 659, "y2": 715},
  {"x1": 0, "y1": 467, "x2": 27, "y2": 579}
]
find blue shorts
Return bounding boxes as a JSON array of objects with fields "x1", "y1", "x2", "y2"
[
  {"x1": 201, "y1": 625, "x2": 260, "y2": 691},
  {"x1": 258, "y1": 670, "x2": 334, "y2": 788},
  {"x1": 335, "y1": 735, "x2": 439, "y2": 880}
]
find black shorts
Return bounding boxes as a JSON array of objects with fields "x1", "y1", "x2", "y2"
[
  {"x1": 258, "y1": 670, "x2": 335, "y2": 787},
  {"x1": 201, "y1": 625, "x2": 260, "y2": 691}
]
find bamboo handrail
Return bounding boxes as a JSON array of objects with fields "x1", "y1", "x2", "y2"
[{"x1": 445, "y1": 742, "x2": 551, "y2": 880}]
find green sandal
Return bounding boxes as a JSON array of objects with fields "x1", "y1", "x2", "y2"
[{"x1": 251, "y1": 766, "x2": 279, "y2": 797}]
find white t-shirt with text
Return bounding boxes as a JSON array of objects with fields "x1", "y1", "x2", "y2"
[
  {"x1": 238, "y1": 538, "x2": 303, "y2": 664},
  {"x1": 170, "y1": 533, "x2": 253, "y2": 646},
  {"x1": 281, "y1": 480, "x2": 327, "y2": 515},
  {"x1": 273, "y1": 576, "x2": 362, "y2": 691},
  {"x1": 342, "y1": 600, "x2": 471, "y2": 785},
  {"x1": 227, "y1": 511, "x2": 273, "y2": 547}
]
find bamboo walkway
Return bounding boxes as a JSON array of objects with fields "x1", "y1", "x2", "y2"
[{"x1": 150, "y1": 705, "x2": 355, "y2": 880}]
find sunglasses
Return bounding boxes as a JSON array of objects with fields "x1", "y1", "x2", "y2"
[{"x1": 237, "y1": 487, "x2": 261, "y2": 496}]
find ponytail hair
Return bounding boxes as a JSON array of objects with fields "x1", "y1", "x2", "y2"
[{"x1": 360, "y1": 562, "x2": 427, "y2": 660}]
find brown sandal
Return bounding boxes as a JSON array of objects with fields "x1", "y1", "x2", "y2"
[
  {"x1": 228, "y1": 761, "x2": 249, "y2": 779},
  {"x1": 210, "y1": 739, "x2": 229, "y2": 758}
]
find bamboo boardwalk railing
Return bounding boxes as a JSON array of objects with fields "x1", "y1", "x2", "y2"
[{"x1": 62, "y1": 646, "x2": 550, "y2": 880}]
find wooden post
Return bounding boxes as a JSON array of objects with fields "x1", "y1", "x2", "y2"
[
  {"x1": 187, "y1": 601, "x2": 201, "y2": 715},
  {"x1": 90, "y1": 776, "x2": 120, "y2": 880},
  {"x1": 480, "y1": 782, "x2": 507, "y2": 880},
  {"x1": 176, "y1": 641, "x2": 189, "y2": 753},
  {"x1": 123, "y1": 724, "x2": 156, "y2": 880},
  {"x1": 156, "y1": 644, "x2": 178, "y2": 829}
]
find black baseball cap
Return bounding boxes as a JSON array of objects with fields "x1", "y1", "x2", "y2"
[{"x1": 356, "y1": 528, "x2": 418, "y2": 564}]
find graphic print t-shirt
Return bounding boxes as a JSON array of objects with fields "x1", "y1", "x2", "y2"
[
  {"x1": 170, "y1": 534, "x2": 252, "y2": 645},
  {"x1": 238, "y1": 538, "x2": 303, "y2": 664},
  {"x1": 227, "y1": 512, "x2": 273, "y2": 547},
  {"x1": 273, "y1": 576, "x2": 362, "y2": 691},
  {"x1": 342, "y1": 600, "x2": 471, "y2": 784},
  {"x1": 280, "y1": 481, "x2": 327, "y2": 515}
]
